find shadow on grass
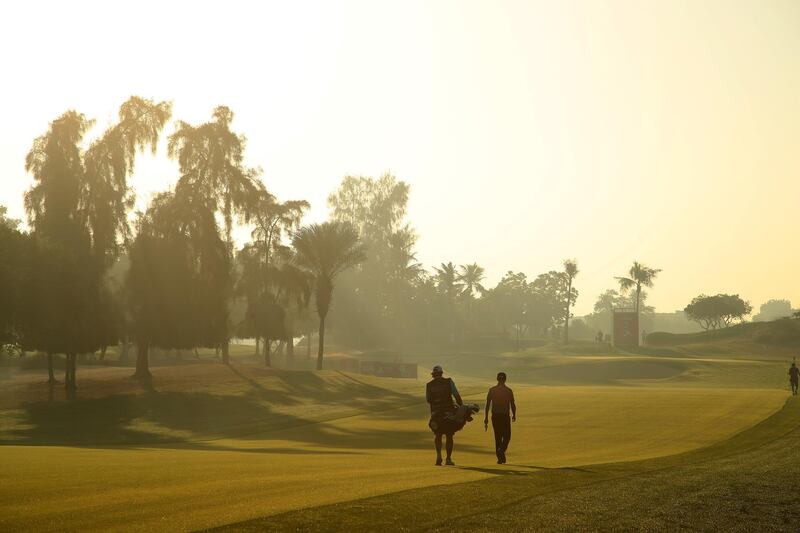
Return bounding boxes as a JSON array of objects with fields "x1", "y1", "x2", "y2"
[{"x1": 0, "y1": 365, "x2": 489, "y2": 456}]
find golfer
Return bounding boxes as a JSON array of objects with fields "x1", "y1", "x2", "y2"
[
  {"x1": 789, "y1": 362, "x2": 799, "y2": 396},
  {"x1": 484, "y1": 372, "x2": 516, "y2": 464}
]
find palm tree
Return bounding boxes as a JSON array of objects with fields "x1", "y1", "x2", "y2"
[
  {"x1": 434, "y1": 262, "x2": 462, "y2": 342},
  {"x1": 434, "y1": 262, "x2": 461, "y2": 299},
  {"x1": 562, "y1": 259, "x2": 579, "y2": 344},
  {"x1": 458, "y1": 263, "x2": 486, "y2": 299},
  {"x1": 457, "y1": 263, "x2": 485, "y2": 330},
  {"x1": 293, "y1": 222, "x2": 366, "y2": 370},
  {"x1": 615, "y1": 261, "x2": 661, "y2": 315}
]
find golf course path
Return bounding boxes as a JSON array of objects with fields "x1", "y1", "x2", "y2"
[{"x1": 209, "y1": 397, "x2": 800, "y2": 532}]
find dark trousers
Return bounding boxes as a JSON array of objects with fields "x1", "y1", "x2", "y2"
[
  {"x1": 492, "y1": 413, "x2": 511, "y2": 456},
  {"x1": 792, "y1": 380, "x2": 798, "y2": 395}
]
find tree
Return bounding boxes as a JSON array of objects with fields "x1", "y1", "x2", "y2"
[
  {"x1": 562, "y1": 259, "x2": 579, "y2": 344},
  {"x1": 594, "y1": 289, "x2": 621, "y2": 314},
  {"x1": 752, "y1": 299, "x2": 793, "y2": 322},
  {"x1": 293, "y1": 222, "x2": 366, "y2": 370},
  {"x1": 458, "y1": 263, "x2": 485, "y2": 299},
  {"x1": 486, "y1": 271, "x2": 531, "y2": 346},
  {"x1": 328, "y1": 173, "x2": 410, "y2": 244},
  {"x1": 168, "y1": 106, "x2": 263, "y2": 247},
  {"x1": 529, "y1": 271, "x2": 571, "y2": 336},
  {"x1": 237, "y1": 194, "x2": 309, "y2": 362},
  {"x1": 24, "y1": 99, "x2": 171, "y2": 390},
  {"x1": 0, "y1": 209, "x2": 31, "y2": 362},
  {"x1": 24, "y1": 110, "x2": 98, "y2": 391},
  {"x1": 83, "y1": 97, "x2": 172, "y2": 269},
  {"x1": 684, "y1": 294, "x2": 752, "y2": 330},
  {"x1": 0, "y1": 206, "x2": 21, "y2": 230},
  {"x1": 615, "y1": 261, "x2": 661, "y2": 315},
  {"x1": 128, "y1": 191, "x2": 229, "y2": 378},
  {"x1": 327, "y1": 173, "x2": 419, "y2": 347},
  {"x1": 457, "y1": 262, "x2": 485, "y2": 330},
  {"x1": 168, "y1": 106, "x2": 264, "y2": 364},
  {"x1": 434, "y1": 261, "x2": 462, "y2": 342},
  {"x1": 250, "y1": 194, "x2": 309, "y2": 273}
]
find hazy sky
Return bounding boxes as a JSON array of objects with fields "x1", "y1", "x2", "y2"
[{"x1": 1, "y1": 0, "x2": 798, "y2": 315}]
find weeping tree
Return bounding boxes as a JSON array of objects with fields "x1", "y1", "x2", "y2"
[
  {"x1": 23, "y1": 98, "x2": 171, "y2": 390},
  {"x1": 167, "y1": 106, "x2": 263, "y2": 364},
  {"x1": 128, "y1": 191, "x2": 228, "y2": 378},
  {"x1": 293, "y1": 222, "x2": 365, "y2": 370},
  {"x1": 83, "y1": 97, "x2": 172, "y2": 269}
]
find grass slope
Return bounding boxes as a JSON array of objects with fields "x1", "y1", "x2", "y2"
[
  {"x1": 0, "y1": 359, "x2": 788, "y2": 532},
  {"x1": 210, "y1": 397, "x2": 800, "y2": 532}
]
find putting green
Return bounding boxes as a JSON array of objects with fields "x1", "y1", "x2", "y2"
[{"x1": 0, "y1": 366, "x2": 786, "y2": 532}]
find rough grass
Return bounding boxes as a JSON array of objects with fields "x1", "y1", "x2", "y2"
[{"x1": 0, "y1": 355, "x2": 790, "y2": 532}]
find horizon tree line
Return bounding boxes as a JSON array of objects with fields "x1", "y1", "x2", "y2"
[{"x1": 13, "y1": 96, "x2": 782, "y2": 390}]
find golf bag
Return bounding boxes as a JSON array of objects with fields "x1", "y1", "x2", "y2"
[{"x1": 429, "y1": 403, "x2": 480, "y2": 435}]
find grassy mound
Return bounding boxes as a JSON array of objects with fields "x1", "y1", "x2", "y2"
[{"x1": 648, "y1": 318, "x2": 800, "y2": 350}]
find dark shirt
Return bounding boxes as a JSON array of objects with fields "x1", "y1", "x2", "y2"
[
  {"x1": 426, "y1": 377, "x2": 459, "y2": 414},
  {"x1": 790, "y1": 367, "x2": 800, "y2": 381}
]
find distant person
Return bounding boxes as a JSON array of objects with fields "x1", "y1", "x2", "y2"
[
  {"x1": 641, "y1": 330, "x2": 647, "y2": 345},
  {"x1": 596, "y1": 330, "x2": 603, "y2": 343},
  {"x1": 426, "y1": 365, "x2": 463, "y2": 466},
  {"x1": 484, "y1": 372, "x2": 516, "y2": 464},
  {"x1": 789, "y1": 362, "x2": 799, "y2": 396}
]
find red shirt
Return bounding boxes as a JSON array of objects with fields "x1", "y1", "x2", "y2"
[{"x1": 487, "y1": 385, "x2": 515, "y2": 414}]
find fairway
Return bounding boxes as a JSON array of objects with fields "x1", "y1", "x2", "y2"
[{"x1": 0, "y1": 357, "x2": 788, "y2": 532}]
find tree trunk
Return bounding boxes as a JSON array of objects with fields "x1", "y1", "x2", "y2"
[
  {"x1": 316, "y1": 316, "x2": 325, "y2": 371},
  {"x1": 264, "y1": 339, "x2": 271, "y2": 367},
  {"x1": 134, "y1": 343, "x2": 151, "y2": 379},
  {"x1": 47, "y1": 353, "x2": 56, "y2": 384},
  {"x1": 65, "y1": 353, "x2": 77, "y2": 391},
  {"x1": 564, "y1": 280, "x2": 572, "y2": 344},
  {"x1": 221, "y1": 341, "x2": 230, "y2": 365},
  {"x1": 286, "y1": 336, "x2": 294, "y2": 368},
  {"x1": 307, "y1": 329, "x2": 312, "y2": 358},
  {"x1": 99, "y1": 345, "x2": 107, "y2": 361},
  {"x1": 255, "y1": 337, "x2": 260, "y2": 357}
]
